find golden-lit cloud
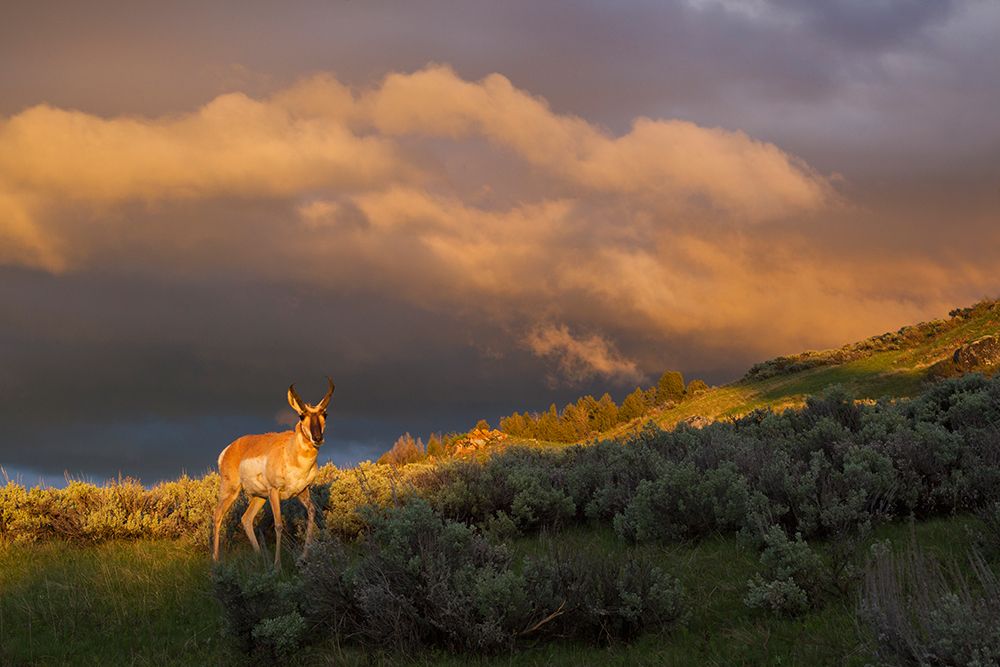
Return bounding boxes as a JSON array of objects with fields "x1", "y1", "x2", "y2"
[
  {"x1": 524, "y1": 324, "x2": 644, "y2": 385},
  {"x1": 2, "y1": 65, "x2": 992, "y2": 384},
  {"x1": 366, "y1": 67, "x2": 828, "y2": 219},
  {"x1": 0, "y1": 186, "x2": 64, "y2": 271},
  {"x1": 0, "y1": 66, "x2": 826, "y2": 269}
]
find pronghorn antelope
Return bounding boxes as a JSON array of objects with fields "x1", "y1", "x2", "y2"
[{"x1": 212, "y1": 377, "x2": 334, "y2": 569}]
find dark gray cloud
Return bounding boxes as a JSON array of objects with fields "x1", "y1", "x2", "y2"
[
  {"x1": 0, "y1": 264, "x2": 639, "y2": 481},
  {"x1": 772, "y1": 0, "x2": 956, "y2": 49}
]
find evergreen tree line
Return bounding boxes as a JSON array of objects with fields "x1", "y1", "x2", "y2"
[
  {"x1": 499, "y1": 371, "x2": 708, "y2": 443},
  {"x1": 377, "y1": 371, "x2": 710, "y2": 463},
  {"x1": 377, "y1": 432, "x2": 454, "y2": 466}
]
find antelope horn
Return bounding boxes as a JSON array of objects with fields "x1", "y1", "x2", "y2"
[
  {"x1": 318, "y1": 376, "x2": 335, "y2": 410},
  {"x1": 287, "y1": 383, "x2": 306, "y2": 414}
]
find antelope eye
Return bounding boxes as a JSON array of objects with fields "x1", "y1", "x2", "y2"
[
  {"x1": 322, "y1": 412, "x2": 328, "y2": 418},
  {"x1": 299, "y1": 414, "x2": 305, "y2": 421}
]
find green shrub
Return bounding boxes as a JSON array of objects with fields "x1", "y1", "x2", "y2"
[
  {"x1": 614, "y1": 462, "x2": 749, "y2": 542},
  {"x1": 211, "y1": 565, "x2": 304, "y2": 658},
  {"x1": 428, "y1": 449, "x2": 576, "y2": 533},
  {"x1": 0, "y1": 483, "x2": 51, "y2": 542},
  {"x1": 311, "y1": 499, "x2": 528, "y2": 652},
  {"x1": 508, "y1": 469, "x2": 575, "y2": 530},
  {"x1": 744, "y1": 576, "x2": 810, "y2": 616},
  {"x1": 0, "y1": 474, "x2": 222, "y2": 543},
  {"x1": 148, "y1": 473, "x2": 221, "y2": 543},
  {"x1": 523, "y1": 544, "x2": 685, "y2": 643},
  {"x1": 295, "y1": 536, "x2": 357, "y2": 635},
  {"x1": 323, "y1": 461, "x2": 426, "y2": 538},
  {"x1": 251, "y1": 612, "x2": 307, "y2": 661},
  {"x1": 744, "y1": 526, "x2": 826, "y2": 615},
  {"x1": 573, "y1": 436, "x2": 665, "y2": 522},
  {"x1": 217, "y1": 500, "x2": 685, "y2": 656}
]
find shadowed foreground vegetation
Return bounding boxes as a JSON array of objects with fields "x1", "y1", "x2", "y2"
[
  {"x1": 3, "y1": 373, "x2": 1000, "y2": 664},
  {"x1": 0, "y1": 517, "x2": 992, "y2": 665}
]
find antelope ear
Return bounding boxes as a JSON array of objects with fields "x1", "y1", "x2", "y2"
[
  {"x1": 287, "y1": 384, "x2": 306, "y2": 415},
  {"x1": 317, "y1": 376, "x2": 335, "y2": 410}
]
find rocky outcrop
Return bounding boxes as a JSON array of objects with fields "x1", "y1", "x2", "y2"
[
  {"x1": 953, "y1": 335, "x2": 1000, "y2": 373},
  {"x1": 928, "y1": 334, "x2": 1000, "y2": 379},
  {"x1": 451, "y1": 427, "x2": 509, "y2": 457},
  {"x1": 679, "y1": 415, "x2": 712, "y2": 429}
]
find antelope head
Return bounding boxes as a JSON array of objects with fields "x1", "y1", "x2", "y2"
[{"x1": 287, "y1": 376, "x2": 335, "y2": 446}]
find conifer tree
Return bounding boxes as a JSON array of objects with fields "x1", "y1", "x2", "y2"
[
  {"x1": 619, "y1": 387, "x2": 648, "y2": 421},
  {"x1": 426, "y1": 432, "x2": 445, "y2": 458},
  {"x1": 593, "y1": 393, "x2": 619, "y2": 431},
  {"x1": 377, "y1": 432, "x2": 426, "y2": 465},
  {"x1": 644, "y1": 387, "x2": 658, "y2": 408},
  {"x1": 656, "y1": 370, "x2": 685, "y2": 404},
  {"x1": 537, "y1": 404, "x2": 561, "y2": 441},
  {"x1": 686, "y1": 379, "x2": 709, "y2": 395},
  {"x1": 566, "y1": 397, "x2": 594, "y2": 438},
  {"x1": 499, "y1": 412, "x2": 528, "y2": 437}
]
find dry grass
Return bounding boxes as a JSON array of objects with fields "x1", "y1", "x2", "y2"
[{"x1": 859, "y1": 534, "x2": 1000, "y2": 665}]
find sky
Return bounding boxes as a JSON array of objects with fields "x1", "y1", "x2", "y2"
[{"x1": 1, "y1": 0, "x2": 999, "y2": 484}]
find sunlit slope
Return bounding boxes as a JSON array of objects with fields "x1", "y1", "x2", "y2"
[{"x1": 608, "y1": 300, "x2": 1000, "y2": 437}]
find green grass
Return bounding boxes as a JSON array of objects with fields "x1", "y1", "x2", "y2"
[
  {"x1": 1, "y1": 515, "x2": 984, "y2": 665},
  {"x1": 0, "y1": 540, "x2": 227, "y2": 665}
]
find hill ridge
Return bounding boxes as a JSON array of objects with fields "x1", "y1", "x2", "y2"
[{"x1": 613, "y1": 298, "x2": 1000, "y2": 438}]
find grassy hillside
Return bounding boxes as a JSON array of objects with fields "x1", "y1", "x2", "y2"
[{"x1": 604, "y1": 299, "x2": 1000, "y2": 439}]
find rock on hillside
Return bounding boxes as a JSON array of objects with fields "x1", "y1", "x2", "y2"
[
  {"x1": 680, "y1": 415, "x2": 712, "y2": 429},
  {"x1": 928, "y1": 334, "x2": 1000, "y2": 379},
  {"x1": 953, "y1": 335, "x2": 1000, "y2": 372},
  {"x1": 451, "y1": 427, "x2": 509, "y2": 457}
]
